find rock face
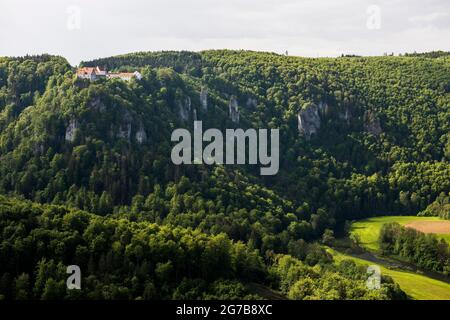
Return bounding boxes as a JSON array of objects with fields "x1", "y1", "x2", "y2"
[
  {"x1": 89, "y1": 98, "x2": 107, "y2": 112},
  {"x1": 65, "y1": 119, "x2": 78, "y2": 142},
  {"x1": 179, "y1": 97, "x2": 191, "y2": 121},
  {"x1": 246, "y1": 97, "x2": 257, "y2": 108},
  {"x1": 317, "y1": 101, "x2": 331, "y2": 117},
  {"x1": 298, "y1": 103, "x2": 321, "y2": 139},
  {"x1": 229, "y1": 96, "x2": 240, "y2": 123},
  {"x1": 118, "y1": 123, "x2": 132, "y2": 140},
  {"x1": 193, "y1": 108, "x2": 200, "y2": 130},
  {"x1": 33, "y1": 143, "x2": 44, "y2": 155},
  {"x1": 364, "y1": 110, "x2": 382, "y2": 136},
  {"x1": 118, "y1": 111, "x2": 132, "y2": 140},
  {"x1": 135, "y1": 126, "x2": 147, "y2": 144},
  {"x1": 339, "y1": 105, "x2": 352, "y2": 123},
  {"x1": 200, "y1": 87, "x2": 208, "y2": 110}
]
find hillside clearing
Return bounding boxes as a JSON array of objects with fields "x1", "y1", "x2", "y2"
[
  {"x1": 328, "y1": 248, "x2": 450, "y2": 300},
  {"x1": 351, "y1": 216, "x2": 449, "y2": 251}
]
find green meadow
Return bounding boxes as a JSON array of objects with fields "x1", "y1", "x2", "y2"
[
  {"x1": 350, "y1": 216, "x2": 449, "y2": 252},
  {"x1": 329, "y1": 248, "x2": 450, "y2": 300}
]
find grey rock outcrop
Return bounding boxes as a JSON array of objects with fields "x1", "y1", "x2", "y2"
[
  {"x1": 298, "y1": 103, "x2": 321, "y2": 139},
  {"x1": 118, "y1": 111, "x2": 132, "y2": 140},
  {"x1": 65, "y1": 119, "x2": 78, "y2": 142},
  {"x1": 339, "y1": 106, "x2": 352, "y2": 123},
  {"x1": 246, "y1": 97, "x2": 257, "y2": 108},
  {"x1": 33, "y1": 143, "x2": 45, "y2": 155},
  {"x1": 118, "y1": 123, "x2": 132, "y2": 140},
  {"x1": 179, "y1": 97, "x2": 191, "y2": 121},
  {"x1": 193, "y1": 108, "x2": 200, "y2": 130},
  {"x1": 317, "y1": 101, "x2": 331, "y2": 117},
  {"x1": 200, "y1": 87, "x2": 208, "y2": 110},
  {"x1": 229, "y1": 96, "x2": 240, "y2": 123},
  {"x1": 135, "y1": 126, "x2": 147, "y2": 144},
  {"x1": 363, "y1": 110, "x2": 382, "y2": 136},
  {"x1": 89, "y1": 98, "x2": 107, "y2": 112}
]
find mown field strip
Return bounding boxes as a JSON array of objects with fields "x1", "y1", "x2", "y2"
[
  {"x1": 328, "y1": 248, "x2": 450, "y2": 300},
  {"x1": 351, "y1": 216, "x2": 449, "y2": 251}
]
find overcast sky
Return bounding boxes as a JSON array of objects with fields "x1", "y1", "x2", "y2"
[{"x1": 0, "y1": 0, "x2": 449, "y2": 65}]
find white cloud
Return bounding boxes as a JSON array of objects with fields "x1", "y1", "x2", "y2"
[{"x1": 409, "y1": 12, "x2": 448, "y2": 22}]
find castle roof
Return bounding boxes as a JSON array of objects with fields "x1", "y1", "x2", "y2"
[{"x1": 76, "y1": 66, "x2": 106, "y2": 76}]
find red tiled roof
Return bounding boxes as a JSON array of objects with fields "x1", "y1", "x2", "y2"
[
  {"x1": 76, "y1": 66, "x2": 105, "y2": 75},
  {"x1": 76, "y1": 67, "x2": 139, "y2": 80}
]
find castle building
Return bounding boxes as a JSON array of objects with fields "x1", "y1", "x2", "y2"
[
  {"x1": 76, "y1": 66, "x2": 141, "y2": 81},
  {"x1": 76, "y1": 66, "x2": 107, "y2": 81}
]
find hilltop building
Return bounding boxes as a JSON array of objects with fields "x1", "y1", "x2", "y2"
[
  {"x1": 76, "y1": 66, "x2": 141, "y2": 81},
  {"x1": 76, "y1": 66, "x2": 107, "y2": 81}
]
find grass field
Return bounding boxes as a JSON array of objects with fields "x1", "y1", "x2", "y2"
[
  {"x1": 350, "y1": 216, "x2": 449, "y2": 252},
  {"x1": 328, "y1": 248, "x2": 450, "y2": 300}
]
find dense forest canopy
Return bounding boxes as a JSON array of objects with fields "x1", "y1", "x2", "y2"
[
  {"x1": 0, "y1": 50, "x2": 448, "y2": 299},
  {"x1": 0, "y1": 196, "x2": 406, "y2": 300}
]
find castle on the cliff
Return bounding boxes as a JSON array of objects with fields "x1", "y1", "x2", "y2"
[{"x1": 76, "y1": 66, "x2": 142, "y2": 81}]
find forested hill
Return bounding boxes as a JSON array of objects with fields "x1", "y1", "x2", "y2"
[
  {"x1": 0, "y1": 50, "x2": 448, "y2": 299},
  {"x1": 1, "y1": 50, "x2": 449, "y2": 220}
]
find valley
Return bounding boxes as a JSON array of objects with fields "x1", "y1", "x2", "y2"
[
  {"x1": 351, "y1": 216, "x2": 450, "y2": 251},
  {"x1": 339, "y1": 215, "x2": 450, "y2": 299},
  {"x1": 329, "y1": 248, "x2": 450, "y2": 300},
  {"x1": 0, "y1": 50, "x2": 449, "y2": 300}
]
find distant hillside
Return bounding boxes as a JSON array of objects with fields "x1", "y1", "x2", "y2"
[
  {"x1": 403, "y1": 51, "x2": 450, "y2": 58},
  {"x1": 81, "y1": 51, "x2": 203, "y2": 75}
]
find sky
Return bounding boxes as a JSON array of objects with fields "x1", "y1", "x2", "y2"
[{"x1": 0, "y1": 0, "x2": 449, "y2": 65}]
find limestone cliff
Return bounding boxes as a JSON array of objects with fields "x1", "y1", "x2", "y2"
[
  {"x1": 135, "y1": 125, "x2": 147, "y2": 144},
  {"x1": 246, "y1": 97, "x2": 257, "y2": 108},
  {"x1": 200, "y1": 87, "x2": 208, "y2": 110},
  {"x1": 298, "y1": 103, "x2": 321, "y2": 139},
  {"x1": 363, "y1": 110, "x2": 382, "y2": 136},
  {"x1": 65, "y1": 119, "x2": 78, "y2": 142},
  {"x1": 338, "y1": 105, "x2": 352, "y2": 123},
  {"x1": 229, "y1": 96, "x2": 240, "y2": 123},
  {"x1": 118, "y1": 110, "x2": 132, "y2": 140},
  {"x1": 178, "y1": 97, "x2": 191, "y2": 121}
]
